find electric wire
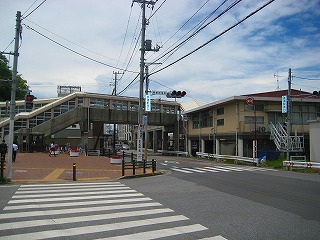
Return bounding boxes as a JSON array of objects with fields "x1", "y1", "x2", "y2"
[
  {"x1": 1, "y1": 39, "x2": 15, "y2": 53},
  {"x1": 147, "y1": 0, "x2": 213, "y2": 62},
  {"x1": 150, "y1": 0, "x2": 276, "y2": 76},
  {"x1": 23, "y1": 19, "x2": 121, "y2": 64},
  {"x1": 150, "y1": 0, "x2": 239, "y2": 72},
  {"x1": 294, "y1": 76, "x2": 320, "y2": 81},
  {"x1": 23, "y1": 24, "x2": 139, "y2": 73},
  {"x1": 22, "y1": 0, "x2": 47, "y2": 20}
]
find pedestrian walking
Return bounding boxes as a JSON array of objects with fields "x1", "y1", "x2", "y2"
[
  {"x1": 12, "y1": 141, "x2": 18, "y2": 162},
  {"x1": 49, "y1": 141, "x2": 56, "y2": 157},
  {"x1": 0, "y1": 140, "x2": 8, "y2": 162}
]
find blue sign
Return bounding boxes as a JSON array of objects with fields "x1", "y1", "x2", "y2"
[{"x1": 282, "y1": 96, "x2": 287, "y2": 113}]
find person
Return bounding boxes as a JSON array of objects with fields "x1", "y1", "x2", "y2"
[
  {"x1": 49, "y1": 141, "x2": 56, "y2": 157},
  {"x1": 12, "y1": 141, "x2": 18, "y2": 162},
  {"x1": 0, "y1": 140, "x2": 8, "y2": 162}
]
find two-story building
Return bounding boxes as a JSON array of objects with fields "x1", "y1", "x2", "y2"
[{"x1": 183, "y1": 89, "x2": 320, "y2": 160}]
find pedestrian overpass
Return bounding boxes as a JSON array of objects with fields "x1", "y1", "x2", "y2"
[{"x1": 0, "y1": 92, "x2": 181, "y2": 151}]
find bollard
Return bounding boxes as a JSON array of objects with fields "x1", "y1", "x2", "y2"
[
  {"x1": 0, "y1": 160, "x2": 4, "y2": 180},
  {"x1": 73, "y1": 163, "x2": 76, "y2": 181},
  {"x1": 122, "y1": 157, "x2": 125, "y2": 176},
  {"x1": 133, "y1": 160, "x2": 136, "y2": 175},
  {"x1": 143, "y1": 160, "x2": 146, "y2": 174},
  {"x1": 152, "y1": 159, "x2": 157, "y2": 172}
]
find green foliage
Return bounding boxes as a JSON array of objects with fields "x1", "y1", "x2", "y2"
[{"x1": 0, "y1": 53, "x2": 30, "y2": 101}]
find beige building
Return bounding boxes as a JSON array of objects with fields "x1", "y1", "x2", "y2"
[{"x1": 183, "y1": 89, "x2": 320, "y2": 160}]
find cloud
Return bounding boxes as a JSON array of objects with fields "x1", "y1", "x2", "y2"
[{"x1": 1, "y1": 0, "x2": 319, "y2": 103}]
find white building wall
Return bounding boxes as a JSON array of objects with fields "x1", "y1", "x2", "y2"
[{"x1": 309, "y1": 120, "x2": 320, "y2": 162}]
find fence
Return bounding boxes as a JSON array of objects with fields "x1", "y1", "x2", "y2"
[
  {"x1": 120, "y1": 152, "x2": 157, "y2": 176},
  {"x1": 283, "y1": 161, "x2": 320, "y2": 170},
  {"x1": 196, "y1": 152, "x2": 258, "y2": 165}
]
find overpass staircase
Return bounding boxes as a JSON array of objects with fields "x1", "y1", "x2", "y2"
[{"x1": 269, "y1": 122, "x2": 304, "y2": 152}]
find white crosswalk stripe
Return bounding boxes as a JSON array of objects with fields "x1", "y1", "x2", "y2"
[
  {"x1": 171, "y1": 165, "x2": 277, "y2": 174},
  {"x1": 0, "y1": 182, "x2": 225, "y2": 240}
]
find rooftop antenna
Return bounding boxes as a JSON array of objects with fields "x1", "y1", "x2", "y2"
[{"x1": 274, "y1": 70, "x2": 282, "y2": 91}]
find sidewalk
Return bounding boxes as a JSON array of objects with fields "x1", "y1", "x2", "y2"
[{"x1": 3, "y1": 152, "x2": 149, "y2": 183}]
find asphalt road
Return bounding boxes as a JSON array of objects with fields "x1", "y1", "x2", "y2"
[
  {"x1": 121, "y1": 155, "x2": 320, "y2": 240},
  {"x1": 0, "y1": 155, "x2": 319, "y2": 239}
]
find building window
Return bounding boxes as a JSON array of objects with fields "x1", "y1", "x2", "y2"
[
  {"x1": 217, "y1": 119, "x2": 224, "y2": 126},
  {"x1": 244, "y1": 116, "x2": 264, "y2": 123},
  {"x1": 245, "y1": 104, "x2": 264, "y2": 111},
  {"x1": 217, "y1": 107, "x2": 224, "y2": 115}
]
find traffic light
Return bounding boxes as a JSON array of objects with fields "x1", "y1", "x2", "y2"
[
  {"x1": 312, "y1": 91, "x2": 320, "y2": 96},
  {"x1": 166, "y1": 90, "x2": 187, "y2": 98},
  {"x1": 25, "y1": 94, "x2": 34, "y2": 110}
]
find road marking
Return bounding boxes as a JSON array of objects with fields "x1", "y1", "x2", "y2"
[
  {"x1": 0, "y1": 208, "x2": 174, "y2": 231},
  {"x1": 99, "y1": 224, "x2": 208, "y2": 240},
  {"x1": 42, "y1": 168, "x2": 65, "y2": 181},
  {"x1": 12, "y1": 189, "x2": 137, "y2": 199},
  {"x1": 1, "y1": 216, "x2": 189, "y2": 240},
  {"x1": 0, "y1": 181, "x2": 222, "y2": 239},
  {"x1": 171, "y1": 167, "x2": 193, "y2": 173},
  {"x1": 4, "y1": 197, "x2": 153, "y2": 210},
  {"x1": 0, "y1": 202, "x2": 162, "y2": 219},
  {"x1": 8, "y1": 192, "x2": 144, "y2": 204}
]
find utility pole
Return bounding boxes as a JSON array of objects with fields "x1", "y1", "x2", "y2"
[
  {"x1": 286, "y1": 68, "x2": 292, "y2": 161},
  {"x1": 112, "y1": 71, "x2": 123, "y2": 152},
  {"x1": 133, "y1": 0, "x2": 158, "y2": 161},
  {"x1": 7, "y1": 11, "x2": 22, "y2": 181}
]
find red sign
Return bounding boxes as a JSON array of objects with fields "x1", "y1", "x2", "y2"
[{"x1": 246, "y1": 96, "x2": 254, "y2": 105}]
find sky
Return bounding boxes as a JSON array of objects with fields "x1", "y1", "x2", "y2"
[{"x1": 1, "y1": 0, "x2": 319, "y2": 108}]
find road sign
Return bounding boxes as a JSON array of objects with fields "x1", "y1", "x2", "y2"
[
  {"x1": 245, "y1": 96, "x2": 254, "y2": 105},
  {"x1": 145, "y1": 94, "x2": 151, "y2": 112},
  {"x1": 137, "y1": 124, "x2": 143, "y2": 162},
  {"x1": 282, "y1": 95, "x2": 287, "y2": 113}
]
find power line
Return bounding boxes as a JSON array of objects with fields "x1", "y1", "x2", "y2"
[
  {"x1": 23, "y1": 19, "x2": 121, "y2": 64},
  {"x1": 22, "y1": 0, "x2": 47, "y2": 20},
  {"x1": 23, "y1": 24, "x2": 139, "y2": 73},
  {"x1": 294, "y1": 76, "x2": 320, "y2": 81},
  {"x1": 150, "y1": 0, "x2": 276, "y2": 76},
  {"x1": 149, "y1": 0, "x2": 235, "y2": 72}
]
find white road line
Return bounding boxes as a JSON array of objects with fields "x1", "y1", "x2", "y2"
[
  {"x1": 181, "y1": 167, "x2": 206, "y2": 173},
  {"x1": 171, "y1": 168, "x2": 193, "y2": 173},
  {"x1": 4, "y1": 197, "x2": 152, "y2": 210},
  {"x1": 15, "y1": 186, "x2": 131, "y2": 194},
  {"x1": 8, "y1": 192, "x2": 144, "y2": 204},
  {"x1": 0, "y1": 202, "x2": 162, "y2": 220},
  {"x1": 12, "y1": 189, "x2": 137, "y2": 199},
  {"x1": 203, "y1": 167, "x2": 231, "y2": 172},
  {"x1": 98, "y1": 224, "x2": 208, "y2": 240},
  {"x1": 212, "y1": 166, "x2": 243, "y2": 172},
  {"x1": 195, "y1": 167, "x2": 219, "y2": 173},
  {"x1": 19, "y1": 182, "x2": 123, "y2": 188},
  {"x1": 1, "y1": 215, "x2": 189, "y2": 240},
  {"x1": 0, "y1": 208, "x2": 174, "y2": 231}
]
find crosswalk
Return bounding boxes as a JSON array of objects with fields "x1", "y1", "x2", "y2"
[
  {"x1": 170, "y1": 165, "x2": 277, "y2": 174},
  {"x1": 0, "y1": 182, "x2": 226, "y2": 240}
]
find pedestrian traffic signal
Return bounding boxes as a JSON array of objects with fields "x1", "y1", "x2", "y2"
[
  {"x1": 25, "y1": 94, "x2": 34, "y2": 110},
  {"x1": 166, "y1": 90, "x2": 187, "y2": 98},
  {"x1": 312, "y1": 91, "x2": 320, "y2": 96}
]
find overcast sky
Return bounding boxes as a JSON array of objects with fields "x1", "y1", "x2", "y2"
[{"x1": 1, "y1": 0, "x2": 319, "y2": 107}]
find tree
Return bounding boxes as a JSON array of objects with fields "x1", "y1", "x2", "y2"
[{"x1": 0, "y1": 53, "x2": 30, "y2": 101}]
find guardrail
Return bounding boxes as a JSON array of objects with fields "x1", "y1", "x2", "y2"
[
  {"x1": 158, "y1": 150, "x2": 188, "y2": 156},
  {"x1": 196, "y1": 152, "x2": 258, "y2": 165},
  {"x1": 283, "y1": 161, "x2": 320, "y2": 170}
]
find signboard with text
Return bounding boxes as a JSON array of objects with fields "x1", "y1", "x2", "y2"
[
  {"x1": 282, "y1": 95, "x2": 287, "y2": 113},
  {"x1": 136, "y1": 124, "x2": 143, "y2": 162}
]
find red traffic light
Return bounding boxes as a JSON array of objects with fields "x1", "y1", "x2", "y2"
[
  {"x1": 166, "y1": 90, "x2": 187, "y2": 98},
  {"x1": 25, "y1": 94, "x2": 34, "y2": 110},
  {"x1": 25, "y1": 94, "x2": 34, "y2": 102}
]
